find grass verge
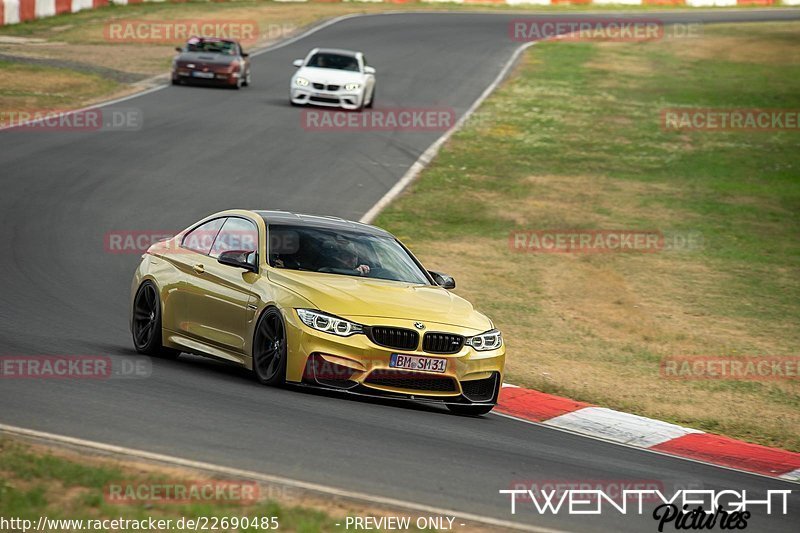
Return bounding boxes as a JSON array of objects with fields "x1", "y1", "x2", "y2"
[
  {"x1": 0, "y1": 437, "x2": 452, "y2": 532},
  {"x1": 0, "y1": 1, "x2": 779, "y2": 114},
  {"x1": 377, "y1": 22, "x2": 800, "y2": 451},
  {"x1": 0, "y1": 438, "x2": 339, "y2": 532}
]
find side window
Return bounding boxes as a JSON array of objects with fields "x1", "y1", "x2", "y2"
[
  {"x1": 181, "y1": 218, "x2": 225, "y2": 255},
  {"x1": 210, "y1": 217, "x2": 259, "y2": 262}
]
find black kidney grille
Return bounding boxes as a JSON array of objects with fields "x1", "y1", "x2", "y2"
[
  {"x1": 461, "y1": 373, "x2": 499, "y2": 402},
  {"x1": 368, "y1": 327, "x2": 419, "y2": 351},
  {"x1": 312, "y1": 82, "x2": 324, "y2": 90},
  {"x1": 365, "y1": 370, "x2": 456, "y2": 392},
  {"x1": 327, "y1": 84, "x2": 340, "y2": 91},
  {"x1": 423, "y1": 332, "x2": 464, "y2": 354}
]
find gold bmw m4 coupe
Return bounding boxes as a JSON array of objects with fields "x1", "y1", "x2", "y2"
[{"x1": 131, "y1": 210, "x2": 505, "y2": 415}]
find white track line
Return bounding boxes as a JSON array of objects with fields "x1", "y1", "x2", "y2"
[
  {"x1": 0, "y1": 13, "x2": 363, "y2": 132},
  {"x1": 355, "y1": 8, "x2": 800, "y2": 224},
  {"x1": 0, "y1": 423, "x2": 569, "y2": 533},
  {"x1": 359, "y1": 39, "x2": 536, "y2": 224},
  {"x1": 352, "y1": 14, "x2": 800, "y2": 487},
  {"x1": 3, "y1": 6, "x2": 795, "y2": 519}
]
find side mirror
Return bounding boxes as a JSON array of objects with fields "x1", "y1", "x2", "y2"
[
  {"x1": 364, "y1": 66, "x2": 376, "y2": 75},
  {"x1": 241, "y1": 52, "x2": 249, "y2": 58},
  {"x1": 218, "y1": 250, "x2": 257, "y2": 273},
  {"x1": 429, "y1": 271, "x2": 455, "y2": 289},
  {"x1": 175, "y1": 47, "x2": 183, "y2": 53},
  {"x1": 293, "y1": 59, "x2": 303, "y2": 67}
]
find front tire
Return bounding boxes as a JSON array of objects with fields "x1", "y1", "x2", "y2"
[
  {"x1": 366, "y1": 86, "x2": 374, "y2": 109},
  {"x1": 446, "y1": 404, "x2": 494, "y2": 416},
  {"x1": 132, "y1": 281, "x2": 179, "y2": 359},
  {"x1": 253, "y1": 307, "x2": 288, "y2": 386}
]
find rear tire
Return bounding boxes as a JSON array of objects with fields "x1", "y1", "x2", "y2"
[
  {"x1": 132, "y1": 281, "x2": 180, "y2": 359},
  {"x1": 253, "y1": 307, "x2": 288, "y2": 386},
  {"x1": 446, "y1": 404, "x2": 494, "y2": 416}
]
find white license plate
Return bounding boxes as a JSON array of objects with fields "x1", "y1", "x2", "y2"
[
  {"x1": 192, "y1": 71, "x2": 215, "y2": 79},
  {"x1": 390, "y1": 354, "x2": 447, "y2": 373}
]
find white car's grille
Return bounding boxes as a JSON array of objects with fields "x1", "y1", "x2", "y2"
[{"x1": 312, "y1": 83, "x2": 342, "y2": 91}]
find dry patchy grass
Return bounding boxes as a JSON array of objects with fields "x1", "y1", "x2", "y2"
[{"x1": 379, "y1": 22, "x2": 800, "y2": 450}]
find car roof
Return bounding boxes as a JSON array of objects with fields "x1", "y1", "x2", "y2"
[
  {"x1": 254, "y1": 210, "x2": 390, "y2": 237},
  {"x1": 309, "y1": 48, "x2": 360, "y2": 58},
  {"x1": 187, "y1": 36, "x2": 237, "y2": 44}
]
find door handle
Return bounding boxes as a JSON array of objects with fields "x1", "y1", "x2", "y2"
[{"x1": 193, "y1": 264, "x2": 205, "y2": 275}]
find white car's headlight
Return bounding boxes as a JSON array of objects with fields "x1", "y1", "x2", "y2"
[
  {"x1": 297, "y1": 309, "x2": 363, "y2": 337},
  {"x1": 295, "y1": 77, "x2": 310, "y2": 87},
  {"x1": 344, "y1": 83, "x2": 361, "y2": 91},
  {"x1": 465, "y1": 329, "x2": 502, "y2": 351}
]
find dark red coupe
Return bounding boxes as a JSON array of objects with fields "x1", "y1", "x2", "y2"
[{"x1": 171, "y1": 37, "x2": 252, "y2": 89}]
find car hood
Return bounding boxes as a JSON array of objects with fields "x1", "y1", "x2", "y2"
[
  {"x1": 295, "y1": 67, "x2": 364, "y2": 84},
  {"x1": 175, "y1": 52, "x2": 238, "y2": 66},
  {"x1": 267, "y1": 269, "x2": 491, "y2": 332}
]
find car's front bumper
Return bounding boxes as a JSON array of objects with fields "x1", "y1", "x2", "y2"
[
  {"x1": 290, "y1": 87, "x2": 364, "y2": 110},
  {"x1": 283, "y1": 311, "x2": 505, "y2": 406},
  {"x1": 174, "y1": 69, "x2": 240, "y2": 86}
]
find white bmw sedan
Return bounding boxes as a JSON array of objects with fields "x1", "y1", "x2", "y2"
[{"x1": 290, "y1": 48, "x2": 376, "y2": 111}]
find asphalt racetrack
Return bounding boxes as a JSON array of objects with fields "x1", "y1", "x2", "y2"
[{"x1": 1, "y1": 10, "x2": 799, "y2": 532}]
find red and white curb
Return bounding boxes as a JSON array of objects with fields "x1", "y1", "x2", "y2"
[
  {"x1": 3, "y1": 0, "x2": 800, "y2": 26},
  {"x1": 496, "y1": 384, "x2": 800, "y2": 482}
]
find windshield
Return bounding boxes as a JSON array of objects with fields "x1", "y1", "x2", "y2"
[
  {"x1": 186, "y1": 40, "x2": 238, "y2": 56},
  {"x1": 306, "y1": 53, "x2": 360, "y2": 72},
  {"x1": 268, "y1": 225, "x2": 430, "y2": 285}
]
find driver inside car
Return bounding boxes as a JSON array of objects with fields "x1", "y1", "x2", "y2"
[{"x1": 324, "y1": 239, "x2": 370, "y2": 276}]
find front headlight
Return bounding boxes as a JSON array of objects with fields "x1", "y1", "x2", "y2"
[
  {"x1": 465, "y1": 329, "x2": 502, "y2": 351},
  {"x1": 296, "y1": 309, "x2": 363, "y2": 337},
  {"x1": 344, "y1": 83, "x2": 361, "y2": 91},
  {"x1": 295, "y1": 77, "x2": 310, "y2": 87}
]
